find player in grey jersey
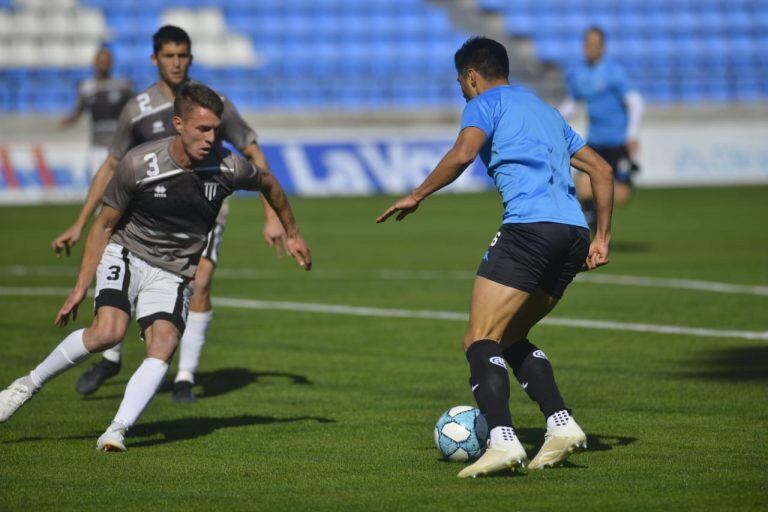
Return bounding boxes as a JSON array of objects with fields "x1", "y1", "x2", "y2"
[
  {"x1": 60, "y1": 46, "x2": 134, "y2": 176},
  {"x1": 51, "y1": 26, "x2": 287, "y2": 402},
  {"x1": 0, "y1": 83, "x2": 312, "y2": 452}
]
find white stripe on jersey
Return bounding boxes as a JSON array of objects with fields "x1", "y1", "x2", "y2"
[
  {"x1": 130, "y1": 101, "x2": 173, "y2": 124},
  {"x1": 136, "y1": 169, "x2": 186, "y2": 186}
]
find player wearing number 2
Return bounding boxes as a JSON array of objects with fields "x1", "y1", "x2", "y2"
[{"x1": 0, "y1": 83, "x2": 311, "y2": 451}]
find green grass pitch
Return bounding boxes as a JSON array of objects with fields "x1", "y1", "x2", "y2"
[{"x1": 0, "y1": 186, "x2": 766, "y2": 511}]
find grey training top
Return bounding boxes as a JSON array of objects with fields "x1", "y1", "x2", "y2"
[
  {"x1": 77, "y1": 77, "x2": 134, "y2": 147},
  {"x1": 103, "y1": 136, "x2": 262, "y2": 278},
  {"x1": 107, "y1": 80, "x2": 258, "y2": 226}
]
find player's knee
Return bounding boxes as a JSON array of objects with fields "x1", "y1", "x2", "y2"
[{"x1": 86, "y1": 321, "x2": 126, "y2": 350}]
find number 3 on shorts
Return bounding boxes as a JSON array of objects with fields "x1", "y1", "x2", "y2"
[
  {"x1": 490, "y1": 231, "x2": 501, "y2": 247},
  {"x1": 106, "y1": 265, "x2": 121, "y2": 281}
]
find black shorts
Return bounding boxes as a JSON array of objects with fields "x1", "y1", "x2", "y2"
[
  {"x1": 592, "y1": 145, "x2": 639, "y2": 185},
  {"x1": 476, "y1": 222, "x2": 590, "y2": 299}
]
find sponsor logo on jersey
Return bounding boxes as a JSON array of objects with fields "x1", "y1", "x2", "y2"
[
  {"x1": 203, "y1": 181, "x2": 219, "y2": 201},
  {"x1": 533, "y1": 350, "x2": 548, "y2": 360},
  {"x1": 152, "y1": 120, "x2": 165, "y2": 134},
  {"x1": 489, "y1": 356, "x2": 507, "y2": 369},
  {"x1": 154, "y1": 185, "x2": 167, "y2": 198}
]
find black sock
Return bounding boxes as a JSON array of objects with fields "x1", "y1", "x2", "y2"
[
  {"x1": 502, "y1": 339, "x2": 567, "y2": 419},
  {"x1": 466, "y1": 339, "x2": 513, "y2": 430}
]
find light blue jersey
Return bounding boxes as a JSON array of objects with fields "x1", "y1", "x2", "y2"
[
  {"x1": 460, "y1": 85, "x2": 587, "y2": 229},
  {"x1": 566, "y1": 59, "x2": 632, "y2": 147}
]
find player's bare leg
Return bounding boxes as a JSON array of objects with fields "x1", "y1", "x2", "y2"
[
  {"x1": 0, "y1": 307, "x2": 129, "y2": 422},
  {"x1": 98, "y1": 319, "x2": 179, "y2": 452},
  {"x1": 500, "y1": 289, "x2": 587, "y2": 469},
  {"x1": 457, "y1": 277, "x2": 529, "y2": 479},
  {"x1": 173, "y1": 255, "x2": 215, "y2": 403}
]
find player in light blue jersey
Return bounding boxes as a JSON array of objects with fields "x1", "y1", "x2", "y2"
[
  {"x1": 560, "y1": 26, "x2": 644, "y2": 230},
  {"x1": 377, "y1": 37, "x2": 614, "y2": 478}
]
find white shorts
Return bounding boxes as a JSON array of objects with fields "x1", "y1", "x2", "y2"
[{"x1": 94, "y1": 243, "x2": 192, "y2": 336}]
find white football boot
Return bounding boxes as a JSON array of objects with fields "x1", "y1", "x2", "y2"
[
  {"x1": 96, "y1": 421, "x2": 128, "y2": 452},
  {"x1": 0, "y1": 377, "x2": 37, "y2": 422},
  {"x1": 457, "y1": 437, "x2": 527, "y2": 478},
  {"x1": 528, "y1": 417, "x2": 587, "y2": 469}
]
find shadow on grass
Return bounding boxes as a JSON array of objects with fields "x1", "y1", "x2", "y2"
[
  {"x1": 4, "y1": 414, "x2": 335, "y2": 447},
  {"x1": 683, "y1": 346, "x2": 768, "y2": 381},
  {"x1": 431, "y1": 429, "x2": 636, "y2": 474},
  {"x1": 82, "y1": 367, "x2": 313, "y2": 401}
]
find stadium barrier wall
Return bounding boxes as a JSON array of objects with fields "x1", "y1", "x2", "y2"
[{"x1": 0, "y1": 120, "x2": 766, "y2": 204}]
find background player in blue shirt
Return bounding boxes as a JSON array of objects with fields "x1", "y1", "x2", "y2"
[
  {"x1": 377, "y1": 37, "x2": 614, "y2": 478},
  {"x1": 559, "y1": 26, "x2": 644, "y2": 230}
]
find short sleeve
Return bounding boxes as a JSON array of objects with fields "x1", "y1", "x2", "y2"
[
  {"x1": 219, "y1": 96, "x2": 257, "y2": 152},
  {"x1": 232, "y1": 156, "x2": 262, "y2": 191},
  {"x1": 563, "y1": 118, "x2": 586, "y2": 156},
  {"x1": 102, "y1": 156, "x2": 137, "y2": 213},
  {"x1": 108, "y1": 102, "x2": 137, "y2": 160},
  {"x1": 460, "y1": 97, "x2": 495, "y2": 139}
]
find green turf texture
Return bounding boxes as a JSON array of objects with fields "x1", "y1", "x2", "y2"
[{"x1": 0, "y1": 186, "x2": 766, "y2": 511}]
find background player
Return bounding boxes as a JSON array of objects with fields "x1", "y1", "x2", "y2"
[
  {"x1": 558, "y1": 26, "x2": 644, "y2": 230},
  {"x1": 0, "y1": 83, "x2": 311, "y2": 451},
  {"x1": 377, "y1": 37, "x2": 614, "y2": 478},
  {"x1": 51, "y1": 26, "x2": 288, "y2": 403},
  {"x1": 60, "y1": 46, "x2": 134, "y2": 178}
]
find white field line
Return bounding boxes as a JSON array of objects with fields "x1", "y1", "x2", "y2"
[
  {"x1": 1, "y1": 286, "x2": 766, "y2": 341},
  {"x1": 2, "y1": 265, "x2": 768, "y2": 297}
]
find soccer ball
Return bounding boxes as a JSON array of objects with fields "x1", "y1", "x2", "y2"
[{"x1": 434, "y1": 405, "x2": 488, "y2": 461}]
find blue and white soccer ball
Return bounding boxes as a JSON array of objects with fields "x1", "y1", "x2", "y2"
[{"x1": 434, "y1": 405, "x2": 489, "y2": 461}]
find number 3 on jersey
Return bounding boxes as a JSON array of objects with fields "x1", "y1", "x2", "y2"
[{"x1": 144, "y1": 152, "x2": 160, "y2": 177}]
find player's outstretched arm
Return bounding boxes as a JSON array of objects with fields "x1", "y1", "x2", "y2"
[
  {"x1": 258, "y1": 168, "x2": 312, "y2": 271},
  {"x1": 55, "y1": 205, "x2": 122, "y2": 327},
  {"x1": 570, "y1": 146, "x2": 614, "y2": 270},
  {"x1": 51, "y1": 155, "x2": 120, "y2": 257},
  {"x1": 376, "y1": 127, "x2": 486, "y2": 223},
  {"x1": 242, "y1": 144, "x2": 289, "y2": 258}
]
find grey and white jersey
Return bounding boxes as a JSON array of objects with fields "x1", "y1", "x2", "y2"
[
  {"x1": 108, "y1": 80, "x2": 257, "y2": 161},
  {"x1": 77, "y1": 77, "x2": 134, "y2": 147},
  {"x1": 103, "y1": 136, "x2": 262, "y2": 279}
]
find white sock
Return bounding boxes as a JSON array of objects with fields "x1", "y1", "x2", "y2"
[
  {"x1": 489, "y1": 426, "x2": 518, "y2": 449},
  {"x1": 175, "y1": 310, "x2": 212, "y2": 384},
  {"x1": 29, "y1": 329, "x2": 91, "y2": 389},
  {"x1": 113, "y1": 358, "x2": 168, "y2": 429},
  {"x1": 102, "y1": 342, "x2": 123, "y2": 364},
  {"x1": 547, "y1": 409, "x2": 571, "y2": 430}
]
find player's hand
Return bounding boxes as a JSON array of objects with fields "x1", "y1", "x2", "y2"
[
  {"x1": 626, "y1": 139, "x2": 639, "y2": 158},
  {"x1": 583, "y1": 236, "x2": 610, "y2": 271},
  {"x1": 375, "y1": 193, "x2": 420, "y2": 223},
  {"x1": 55, "y1": 286, "x2": 87, "y2": 327},
  {"x1": 263, "y1": 214, "x2": 288, "y2": 258},
  {"x1": 285, "y1": 233, "x2": 312, "y2": 271},
  {"x1": 51, "y1": 224, "x2": 83, "y2": 257}
]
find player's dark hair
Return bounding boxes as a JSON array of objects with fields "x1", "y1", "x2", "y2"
[
  {"x1": 584, "y1": 26, "x2": 606, "y2": 42},
  {"x1": 454, "y1": 37, "x2": 509, "y2": 81},
  {"x1": 153, "y1": 25, "x2": 192, "y2": 54},
  {"x1": 174, "y1": 83, "x2": 223, "y2": 118}
]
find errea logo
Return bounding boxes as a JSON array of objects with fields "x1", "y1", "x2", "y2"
[
  {"x1": 154, "y1": 185, "x2": 167, "y2": 198},
  {"x1": 152, "y1": 120, "x2": 165, "y2": 134}
]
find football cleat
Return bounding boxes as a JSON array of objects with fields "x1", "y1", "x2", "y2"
[
  {"x1": 528, "y1": 417, "x2": 587, "y2": 469},
  {"x1": 0, "y1": 377, "x2": 37, "y2": 422},
  {"x1": 172, "y1": 380, "x2": 197, "y2": 404},
  {"x1": 97, "y1": 422, "x2": 127, "y2": 452},
  {"x1": 457, "y1": 438, "x2": 527, "y2": 479},
  {"x1": 76, "y1": 359, "x2": 121, "y2": 395}
]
